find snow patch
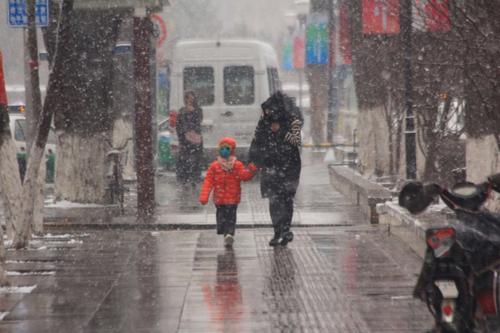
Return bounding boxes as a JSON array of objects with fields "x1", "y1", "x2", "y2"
[
  {"x1": 45, "y1": 200, "x2": 106, "y2": 209},
  {"x1": 0, "y1": 285, "x2": 37, "y2": 293},
  {"x1": 7, "y1": 271, "x2": 56, "y2": 276},
  {"x1": 150, "y1": 231, "x2": 160, "y2": 237}
]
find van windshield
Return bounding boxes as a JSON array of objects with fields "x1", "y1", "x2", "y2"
[
  {"x1": 224, "y1": 66, "x2": 255, "y2": 105},
  {"x1": 183, "y1": 67, "x2": 215, "y2": 106}
]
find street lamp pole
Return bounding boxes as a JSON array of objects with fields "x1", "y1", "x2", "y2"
[{"x1": 402, "y1": 0, "x2": 417, "y2": 179}]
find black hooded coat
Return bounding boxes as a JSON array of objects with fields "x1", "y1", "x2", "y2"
[{"x1": 249, "y1": 92, "x2": 303, "y2": 198}]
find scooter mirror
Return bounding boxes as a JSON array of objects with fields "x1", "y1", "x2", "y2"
[{"x1": 399, "y1": 181, "x2": 436, "y2": 214}]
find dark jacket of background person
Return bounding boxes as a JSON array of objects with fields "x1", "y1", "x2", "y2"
[
  {"x1": 249, "y1": 92, "x2": 303, "y2": 198},
  {"x1": 175, "y1": 105, "x2": 203, "y2": 184}
]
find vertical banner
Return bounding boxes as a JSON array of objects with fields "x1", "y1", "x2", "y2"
[
  {"x1": 282, "y1": 38, "x2": 293, "y2": 71},
  {"x1": 293, "y1": 35, "x2": 305, "y2": 69},
  {"x1": 339, "y1": 3, "x2": 352, "y2": 65},
  {"x1": 362, "y1": 0, "x2": 400, "y2": 34},
  {"x1": 413, "y1": 0, "x2": 450, "y2": 32},
  {"x1": 0, "y1": 52, "x2": 7, "y2": 106},
  {"x1": 306, "y1": 13, "x2": 329, "y2": 65}
]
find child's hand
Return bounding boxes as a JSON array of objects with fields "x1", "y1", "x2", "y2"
[{"x1": 248, "y1": 162, "x2": 258, "y2": 172}]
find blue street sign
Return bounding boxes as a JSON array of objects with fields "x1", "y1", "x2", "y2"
[{"x1": 8, "y1": 0, "x2": 49, "y2": 28}]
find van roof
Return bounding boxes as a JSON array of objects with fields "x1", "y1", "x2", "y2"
[{"x1": 173, "y1": 39, "x2": 279, "y2": 66}]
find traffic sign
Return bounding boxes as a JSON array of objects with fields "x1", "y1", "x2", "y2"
[
  {"x1": 151, "y1": 14, "x2": 167, "y2": 48},
  {"x1": 8, "y1": 0, "x2": 49, "y2": 28}
]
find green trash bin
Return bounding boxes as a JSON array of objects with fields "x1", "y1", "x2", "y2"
[{"x1": 158, "y1": 131, "x2": 174, "y2": 169}]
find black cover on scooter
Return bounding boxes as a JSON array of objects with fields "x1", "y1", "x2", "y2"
[{"x1": 454, "y1": 210, "x2": 500, "y2": 274}]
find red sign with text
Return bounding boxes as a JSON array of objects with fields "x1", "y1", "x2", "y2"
[{"x1": 362, "y1": 0, "x2": 400, "y2": 34}]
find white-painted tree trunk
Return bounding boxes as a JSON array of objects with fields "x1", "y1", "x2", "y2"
[
  {"x1": 0, "y1": 136, "x2": 23, "y2": 241},
  {"x1": 32, "y1": 159, "x2": 46, "y2": 234},
  {"x1": 55, "y1": 133, "x2": 109, "y2": 204}
]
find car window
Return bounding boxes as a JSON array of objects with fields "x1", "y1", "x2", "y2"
[
  {"x1": 224, "y1": 66, "x2": 255, "y2": 105},
  {"x1": 183, "y1": 66, "x2": 214, "y2": 106},
  {"x1": 267, "y1": 67, "x2": 281, "y2": 95},
  {"x1": 14, "y1": 119, "x2": 26, "y2": 142}
]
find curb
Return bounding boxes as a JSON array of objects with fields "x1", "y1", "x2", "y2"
[
  {"x1": 43, "y1": 222, "x2": 357, "y2": 231},
  {"x1": 328, "y1": 165, "x2": 392, "y2": 224},
  {"x1": 377, "y1": 201, "x2": 452, "y2": 259}
]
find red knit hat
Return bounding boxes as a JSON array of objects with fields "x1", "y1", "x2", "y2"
[{"x1": 219, "y1": 137, "x2": 237, "y2": 155}]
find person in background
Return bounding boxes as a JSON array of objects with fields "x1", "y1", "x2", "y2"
[
  {"x1": 199, "y1": 137, "x2": 257, "y2": 247},
  {"x1": 175, "y1": 91, "x2": 203, "y2": 186},
  {"x1": 249, "y1": 91, "x2": 303, "y2": 247}
]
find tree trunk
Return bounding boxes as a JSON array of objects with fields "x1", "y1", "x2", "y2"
[
  {"x1": 25, "y1": 0, "x2": 45, "y2": 236},
  {"x1": 55, "y1": 133, "x2": 109, "y2": 203},
  {"x1": 52, "y1": 9, "x2": 126, "y2": 204}
]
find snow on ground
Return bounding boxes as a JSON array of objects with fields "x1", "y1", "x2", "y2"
[
  {"x1": 7, "y1": 271, "x2": 56, "y2": 276},
  {"x1": 0, "y1": 285, "x2": 37, "y2": 293},
  {"x1": 44, "y1": 200, "x2": 106, "y2": 208}
]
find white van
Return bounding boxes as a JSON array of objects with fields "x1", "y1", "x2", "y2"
[{"x1": 169, "y1": 39, "x2": 282, "y2": 159}]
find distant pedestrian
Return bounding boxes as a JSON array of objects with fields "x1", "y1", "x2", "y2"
[
  {"x1": 199, "y1": 137, "x2": 257, "y2": 247},
  {"x1": 175, "y1": 91, "x2": 203, "y2": 186},
  {"x1": 249, "y1": 91, "x2": 303, "y2": 247}
]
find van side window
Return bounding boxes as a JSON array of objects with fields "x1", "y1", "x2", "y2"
[
  {"x1": 224, "y1": 66, "x2": 255, "y2": 105},
  {"x1": 183, "y1": 67, "x2": 214, "y2": 106},
  {"x1": 267, "y1": 67, "x2": 281, "y2": 95},
  {"x1": 14, "y1": 119, "x2": 26, "y2": 142}
]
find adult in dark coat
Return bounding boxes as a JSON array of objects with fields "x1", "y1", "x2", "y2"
[
  {"x1": 175, "y1": 91, "x2": 203, "y2": 185},
  {"x1": 249, "y1": 91, "x2": 303, "y2": 246}
]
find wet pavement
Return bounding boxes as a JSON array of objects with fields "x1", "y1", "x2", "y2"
[
  {"x1": 0, "y1": 150, "x2": 433, "y2": 332},
  {"x1": 0, "y1": 228, "x2": 432, "y2": 333}
]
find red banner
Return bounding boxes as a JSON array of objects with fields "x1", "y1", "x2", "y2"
[
  {"x1": 0, "y1": 52, "x2": 7, "y2": 106},
  {"x1": 339, "y1": 3, "x2": 352, "y2": 65},
  {"x1": 362, "y1": 0, "x2": 400, "y2": 34},
  {"x1": 424, "y1": 0, "x2": 450, "y2": 32},
  {"x1": 413, "y1": 0, "x2": 450, "y2": 32},
  {"x1": 293, "y1": 35, "x2": 305, "y2": 69}
]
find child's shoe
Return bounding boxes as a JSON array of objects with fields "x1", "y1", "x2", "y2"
[
  {"x1": 269, "y1": 237, "x2": 280, "y2": 247},
  {"x1": 224, "y1": 234, "x2": 234, "y2": 247}
]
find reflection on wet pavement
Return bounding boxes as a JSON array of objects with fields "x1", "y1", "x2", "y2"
[{"x1": 0, "y1": 227, "x2": 433, "y2": 332}]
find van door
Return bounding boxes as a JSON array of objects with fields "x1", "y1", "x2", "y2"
[
  {"x1": 181, "y1": 64, "x2": 220, "y2": 148},
  {"x1": 217, "y1": 64, "x2": 260, "y2": 148}
]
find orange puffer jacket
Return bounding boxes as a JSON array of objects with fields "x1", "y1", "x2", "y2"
[{"x1": 199, "y1": 158, "x2": 257, "y2": 205}]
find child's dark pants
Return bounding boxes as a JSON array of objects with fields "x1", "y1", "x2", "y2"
[{"x1": 216, "y1": 205, "x2": 237, "y2": 235}]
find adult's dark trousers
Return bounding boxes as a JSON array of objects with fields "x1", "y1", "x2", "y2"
[
  {"x1": 216, "y1": 205, "x2": 237, "y2": 236},
  {"x1": 269, "y1": 193, "x2": 294, "y2": 237}
]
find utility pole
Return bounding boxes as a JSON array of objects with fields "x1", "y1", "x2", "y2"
[
  {"x1": 326, "y1": 0, "x2": 338, "y2": 143},
  {"x1": 402, "y1": 0, "x2": 417, "y2": 179},
  {"x1": 133, "y1": 9, "x2": 156, "y2": 221}
]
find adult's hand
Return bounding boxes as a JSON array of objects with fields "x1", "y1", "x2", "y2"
[{"x1": 185, "y1": 130, "x2": 202, "y2": 144}]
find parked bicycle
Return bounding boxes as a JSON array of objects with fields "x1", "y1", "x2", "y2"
[{"x1": 106, "y1": 138, "x2": 132, "y2": 214}]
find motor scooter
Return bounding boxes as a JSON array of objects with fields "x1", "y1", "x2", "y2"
[{"x1": 399, "y1": 173, "x2": 500, "y2": 332}]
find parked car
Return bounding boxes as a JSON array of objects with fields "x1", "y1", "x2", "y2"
[{"x1": 8, "y1": 105, "x2": 57, "y2": 182}]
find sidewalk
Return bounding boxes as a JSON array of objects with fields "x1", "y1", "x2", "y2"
[{"x1": 0, "y1": 227, "x2": 431, "y2": 333}]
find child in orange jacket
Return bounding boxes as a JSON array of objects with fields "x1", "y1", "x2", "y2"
[{"x1": 199, "y1": 137, "x2": 257, "y2": 247}]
